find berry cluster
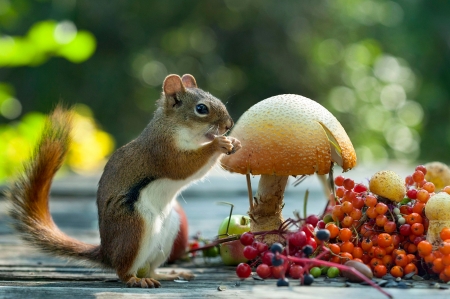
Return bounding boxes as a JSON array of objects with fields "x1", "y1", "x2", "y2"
[
  {"x1": 237, "y1": 216, "x2": 321, "y2": 280},
  {"x1": 232, "y1": 164, "x2": 450, "y2": 290}
]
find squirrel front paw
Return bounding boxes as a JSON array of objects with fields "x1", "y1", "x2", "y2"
[
  {"x1": 215, "y1": 136, "x2": 242, "y2": 155},
  {"x1": 226, "y1": 137, "x2": 242, "y2": 155}
]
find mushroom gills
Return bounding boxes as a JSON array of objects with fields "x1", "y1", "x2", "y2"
[{"x1": 318, "y1": 122, "x2": 343, "y2": 167}]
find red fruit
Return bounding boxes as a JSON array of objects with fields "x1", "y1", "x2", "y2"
[
  {"x1": 317, "y1": 220, "x2": 326, "y2": 229},
  {"x1": 254, "y1": 241, "x2": 269, "y2": 253},
  {"x1": 335, "y1": 175, "x2": 345, "y2": 186},
  {"x1": 256, "y1": 263, "x2": 271, "y2": 279},
  {"x1": 243, "y1": 245, "x2": 258, "y2": 260},
  {"x1": 383, "y1": 221, "x2": 396, "y2": 233},
  {"x1": 412, "y1": 170, "x2": 425, "y2": 183},
  {"x1": 289, "y1": 264, "x2": 303, "y2": 279},
  {"x1": 399, "y1": 224, "x2": 411, "y2": 236},
  {"x1": 271, "y1": 265, "x2": 285, "y2": 279},
  {"x1": 262, "y1": 251, "x2": 274, "y2": 266},
  {"x1": 352, "y1": 196, "x2": 365, "y2": 210},
  {"x1": 240, "y1": 232, "x2": 255, "y2": 246},
  {"x1": 353, "y1": 183, "x2": 367, "y2": 193},
  {"x1": 406, "y1": 189, "x2": 417, "y2": 199},
  {"x1": 405, "y1": 175, "x2": 414, "y2": 186},
  {"x1": 306, "y1": 215, "x2": 320, "y2": 227},
  {"x1": 288, "y1": 231, "x2": 307, "y2": 247},
  {"x1": 415, "y1": 165, "x2": 427, "y2": 175},
  {"x1": 302, "y1": 224, "x2": 315, "y2": 238},
  {"x1": 343, "y1": 178, "x2": 355, "y2": 190},
  {"x1": 307, "y1": 237, "x2": 318, "y2": 250},
  {"x1": 376, "y1": 214, "x2": 388, "y2": 227},
  {"x1": 236, "y1": 263, "x2": 252, "y2": 279}
]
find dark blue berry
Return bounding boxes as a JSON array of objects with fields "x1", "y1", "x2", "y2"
[
  {"x1": 270, "y1": 242, "x2": 283, "y2": 254},
  {"x1": 302, "y1": 245, "x2": 314, "y2": 256},
  {"x1": 276, "y1": 278, "x2": 289, "y2": 287},
  {"x1": 316, "y1": 229, "x2": 331, "y2": 241},
  {"x1": 303, "y1": 274, "x2": 314, "y2": 285},
  {"x1": 271, "y1": 256, "x2": 284, "y2": 267}
]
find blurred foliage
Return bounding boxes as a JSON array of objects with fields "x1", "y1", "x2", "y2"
[
  {"x1": 1, "y1": 0, "x2": 450, "y2": 175},
  {"x1": 0, "y1": 104, "x2": 114, "y2": 182}
]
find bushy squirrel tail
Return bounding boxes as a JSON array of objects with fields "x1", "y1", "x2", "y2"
[{"x1": 6, "y1": 106, "x2": 102, "y2": 264}]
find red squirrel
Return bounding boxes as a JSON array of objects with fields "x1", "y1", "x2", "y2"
[{"x1": 6, "y1": 74, "x2": 242, "y2": 288}]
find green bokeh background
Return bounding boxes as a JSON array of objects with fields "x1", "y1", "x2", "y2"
[{"x1": 1, "y1": 0, "x2": 450, "y2": 179}]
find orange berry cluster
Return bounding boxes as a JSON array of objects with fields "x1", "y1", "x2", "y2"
[{"x1": 324, "y1": 165, "x2": 449, "y2": 281}]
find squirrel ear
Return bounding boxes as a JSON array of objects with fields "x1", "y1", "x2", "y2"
[
  {"x1": 163, "y1": 75, "x2": 186, "y2": 97},
  {"x1": 181, "y1": 74, "x2": 197, "y2": 88}
]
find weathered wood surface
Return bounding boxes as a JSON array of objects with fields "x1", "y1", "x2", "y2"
[{"x1": 1, "y1": 166, "x2": 449, "y2": 298}]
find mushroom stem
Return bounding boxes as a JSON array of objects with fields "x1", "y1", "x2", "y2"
[
  {"x1": 246, "y1": 173, "x2": 253, "y2": 212},
  {"x1": 249, "y1": 174, "x2": 288, "y2": 244}
]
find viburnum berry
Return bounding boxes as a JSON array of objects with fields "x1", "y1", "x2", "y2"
[
  {"x1": 306, "y1": 215, "x2": 320, "y2": 227},
  {"x1": 353, "y1": 183, "x2": 367, "y2": 193},
  {"x1": 270, "y1": 243, "x2": 283, "y2": 254},
  {"x1": 288, "y1": 231, "x2": 307, "y2": 247},
  {"x1": 316, "y1": 229, "x2": 330, "y2": 242},
  {"x1": 236, "y1": 263, "x2": 251, "y2": 279},
  {"x1": 240, "y1": 232, "x2": 254, "y2": 246},
  {"x1": 256, "y1": 263, "x2": 271, "y2": 279},
  {"x1": 243, "y1": 245, "x2": 258, "y2": 260}
]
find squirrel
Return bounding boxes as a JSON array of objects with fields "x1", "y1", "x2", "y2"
[{"x1": 6, "y1": 74, "x2": 242, "y2": 288}]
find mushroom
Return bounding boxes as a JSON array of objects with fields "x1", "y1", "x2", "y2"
[
  {"x1": 425, "y1": 161, "x2": 450, "y2": 191},
  {"x1": 369, "y1": 170, "x2": 406, "y2": 202},
  {"x1": 221, "y1": 94, "x2": 356, "y2": 242},
  {"x1": 425, "y1": 192, "x2": 450, "y2": 246}
]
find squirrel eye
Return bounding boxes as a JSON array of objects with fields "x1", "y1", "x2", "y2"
[{"x1": 195, "y1": 104, "x2": 209, "y2": 115}]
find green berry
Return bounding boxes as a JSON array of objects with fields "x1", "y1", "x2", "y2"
[
  {"x1": 327, "y1": 266, "x2": 340, "y2": 278},
  {"x1": 310, "y1": 267, "x2": 321, "y2": 278}
]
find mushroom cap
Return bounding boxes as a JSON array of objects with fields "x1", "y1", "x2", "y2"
[
  {"x1": 425, "y1": 162, "x2": 450, "y2": 191},
  {"x1": 221, "y1": 94, "x2": 356, "y2": 176},
  {"x1": 369, "y1": 170, "x2": 406, "y2": 202},
  {"x1": 425, "y1": 192, "x2": 450, "y2": 220}
]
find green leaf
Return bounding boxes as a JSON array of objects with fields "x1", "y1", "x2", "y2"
[{"x1": 57, "y1": 31, "x2": 96, "y2": 63}]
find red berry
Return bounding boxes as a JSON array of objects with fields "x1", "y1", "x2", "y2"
[
  {"x1": 406, "y1": 189, "x2": 417, "y2": 199},
  {"x1": 256, "y1": 263, "x2": 271, "y2": 279},
  {"x1": 353, "y1": 183, "x2": 367, "y2": 193},
  {"x1": 306, "y1": 237, "x2": 318, "y2": 250},
  {"x1": 412, "y1": 171, "x2": 425, "y2": 183},
  {"x1": 317, "y1": 220, "x2": 326, "y2": 229},
  {"x1": 262, "y1": 251, "x2": 274, "y2": 266},
  {"x1": 343, "y1": 178, "x2": 355, "y2": 190},
  {"x1": 306, "y1": 215, "x2": 320, "y2": 227},
  {"x1": 243, "y1": 245, "x2": 258, "y2": 260},
  {"x1": 334, "y1": 175, "x2": 345, "y2": 186},
  {"x1": 302, "y1": 224, "x2": 315, "y2": 238},
  {"x1": 415, "y1": 165, "x2": 427, "y2": 175},
  {"x1": 236, "y1": 263, "x2": 251, "y2": 279},
  {"x1": 254, "y1": 241, "x2": 268, "y2": 253},
  {"x1": 289, "y1": 264, "x2": 303, "y2": 279},
  {"x1": 240, "y1": 232, "x2": 254, "y2": 246},
  {"x1": 288, "y1": 231, "x2": 307, "y2": 247},
  {"x1": 399, "y1": 224, "x2": 411, "y2": 236}
]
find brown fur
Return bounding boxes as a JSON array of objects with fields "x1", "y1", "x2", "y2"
[
  {"x1": 6, "y1": 106, "x2": 101, "y2": 262},
  {"x1": 6, "y1": 74, "x2": 239, "y2": 287}
]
